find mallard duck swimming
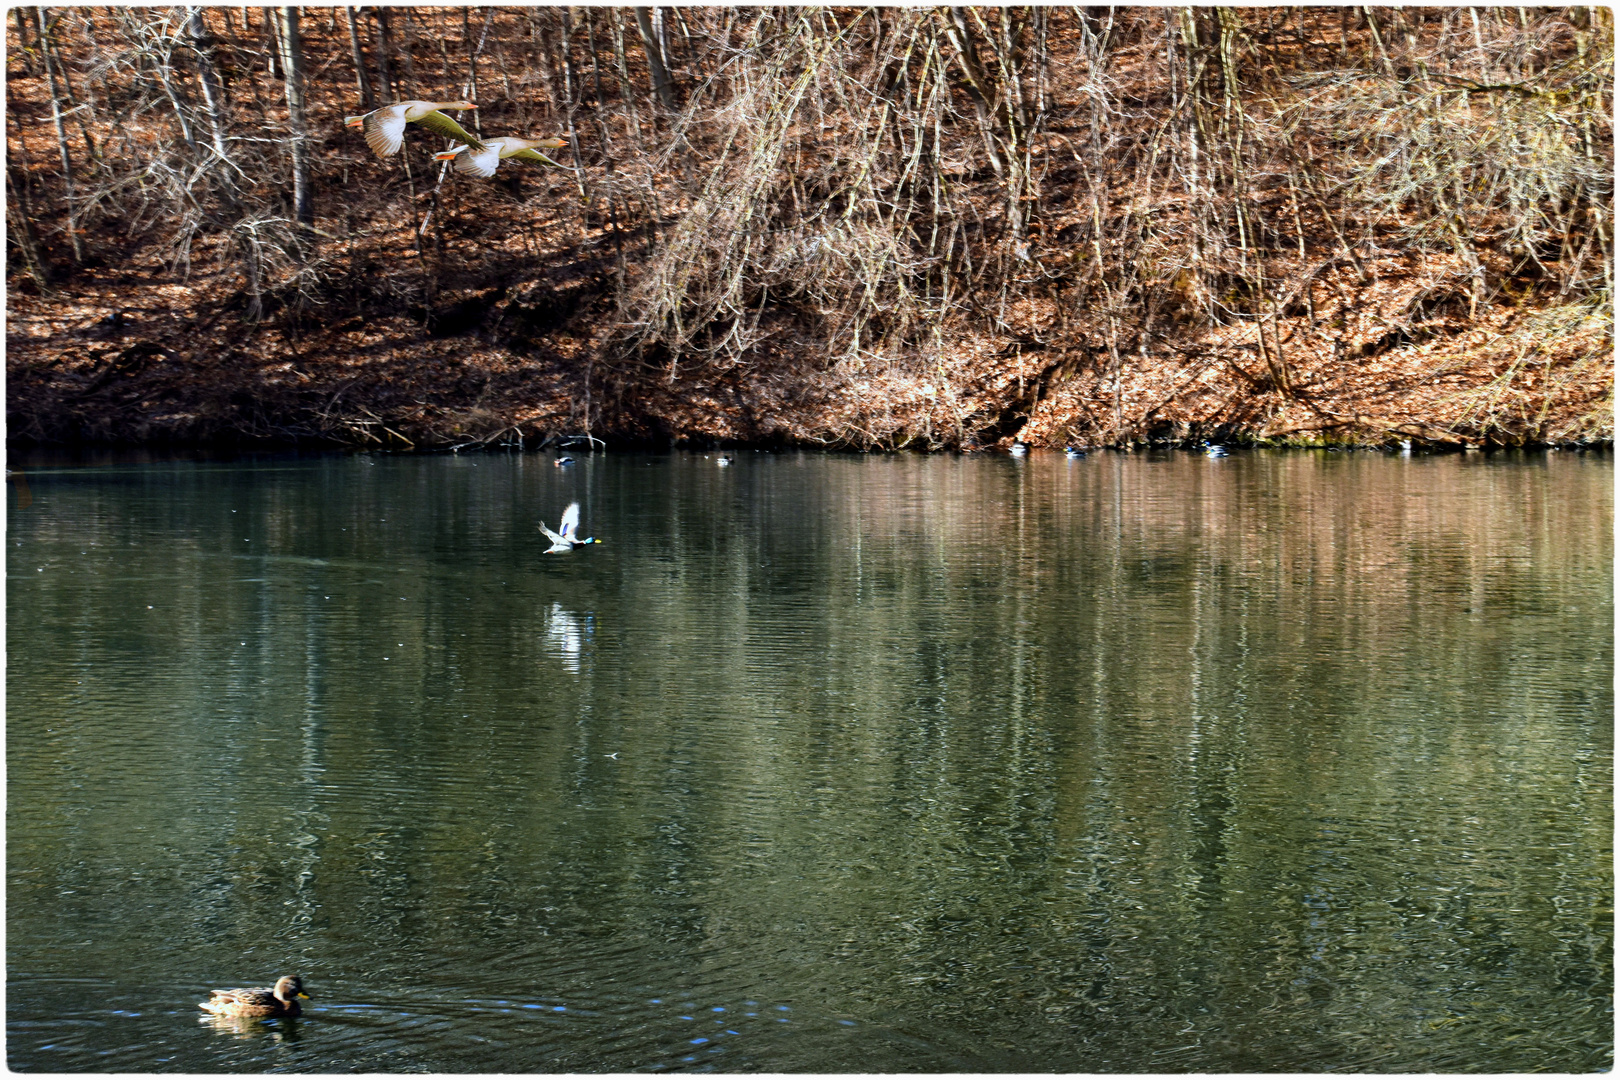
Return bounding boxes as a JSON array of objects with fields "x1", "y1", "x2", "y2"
[
  {"x1": 540, "y1": 501, "x2": 598, "y2": 552},
  {"x1": 1009, "y1": 440, "x2": 1030, "y2": 457},
  {"x1": 715, "y1": 455, "x2": 733, "y2": 467},
  {"x1": 199, "y1": 976, "x2": 309, "y2": 1019},
  {"x1": 554, "y1": 456, "x2": 574, "y2": 467},
  {"x1": 1203, "y1": 442, "x2": 1229, "y2": 458},
  {"x1": 1064, "y1": 446, "x2": 1086, "y2": 459}
]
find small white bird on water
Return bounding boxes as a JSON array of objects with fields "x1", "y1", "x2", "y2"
[{"x1": 539, "y1": 502, "x2": 598, "y2": 553}]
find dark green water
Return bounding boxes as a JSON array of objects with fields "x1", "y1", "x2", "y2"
[{"x1": 7, "y1": 448, "x2": 1612, "y2": 1072}]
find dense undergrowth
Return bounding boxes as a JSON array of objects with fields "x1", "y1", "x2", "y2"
[{"x1": 6, "y1": 6, "x2": 1613, "y2": 451}]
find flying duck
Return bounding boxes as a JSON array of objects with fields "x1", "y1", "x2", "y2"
[
  {"x1": 434, "y1": 136, "x2": 568, "y2": 177},
  {"x1": 345, "y1": 100, "x2": 482, "y2": 158},
  {"x1": 540, "y1": 502, "x2": 598, "y2": 552}
]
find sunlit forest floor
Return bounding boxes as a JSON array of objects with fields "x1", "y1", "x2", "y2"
[{"x1": 6, "y1": 7, "x2": 1613, "y2": 451}]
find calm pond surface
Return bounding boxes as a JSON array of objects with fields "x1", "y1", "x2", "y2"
[{"x1": 7, "y1": 447, "x2": 1612, "y2": 1072}]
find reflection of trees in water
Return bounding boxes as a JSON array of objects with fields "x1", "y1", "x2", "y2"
[{"x1": 7, "y1": 453, "x2": 1611, "y2": 1071}]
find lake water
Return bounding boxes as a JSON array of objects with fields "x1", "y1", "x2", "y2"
[{"x1": 6, "y1": 447, "x2": 1612, "y2": 1072}]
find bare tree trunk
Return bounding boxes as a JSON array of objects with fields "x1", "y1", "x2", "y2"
[
  {"x1": 526, "y1": 9, "x2": 561, "y2": 116},
  {"x1": 14, "y1": 7, "x2": 36, "y2": 75},
  {"x1": 139, "y1": 13, "x2": 201, "y2": 154},
  {"x1": 186, "y1": 7, "x2": 237, "y2": 206},
  {"x1": 262, "y1": 6, "x2": 280, "y2": 80},
  {"x1": 7, "y1": 170, "x2": 50, "y2": 289},
  {"x1": 6, "y1": 115, "x2": 50, "y2": 289},
  {"x1": 278, "y1": 6, "x2": 313, "y2": 227},
  {"x1": 462, "y1": 6, "x2": 479, "y2": 107},
  {"x1": 941, "y1": 7, "x2": 1005, "y2": 178},
  {"x1": 372, "y1": 7, "x2": 395, "y2": 101},
  {"x1": 35, "y1": 8, "x2": 82, "y2": 264},
  {"x1": 633, "y1": 7, "x2": 676, "y2": 109},
  {"x1": 397, "y1": 8, "x2": 421, "y2": 96},
  {"x1": 558, "y1": 8, "x2": 590, "y2": 203},
  {"x1": 44, "y1": 10, "x2": 100, "y2": 168},
  {"x1": 585, "y1": 6, "x2": 606, "y2": 111},
  {"x1": 345, "y1": 6, "x2": 374, "y2": 109}
]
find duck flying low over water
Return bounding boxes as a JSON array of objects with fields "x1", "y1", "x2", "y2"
[
  {"x1": 540, "y1": 502, "x2": 598, "y2": 553},
  {"x1": 199, "y1": 976, "x2": 309, "y2": 1019},
  {"x1": 345, "y1": 100, "x2": 482, "y2": 158},
  {"x1": 435, "y1": 136, "x2": 569, "y2": 177}
]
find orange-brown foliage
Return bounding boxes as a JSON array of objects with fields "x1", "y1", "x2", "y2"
[{"x1": 6, "y1": 7, "x2": 1612, "y2": 450}]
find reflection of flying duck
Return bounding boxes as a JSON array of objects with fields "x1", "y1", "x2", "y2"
[
  {"x1": 199, "y1": 976, "x2": 309, "y2": 1019},
  {"x1": 545, "y1": 602, "x2": 587, "y2": 673},
  {"x1": 539, "y1": 502, "x2": 598, "y2": 553}
]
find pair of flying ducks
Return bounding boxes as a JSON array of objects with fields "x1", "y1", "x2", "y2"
[{"x1": 344, "y1": 99, "x2": 567, "y2": 178}]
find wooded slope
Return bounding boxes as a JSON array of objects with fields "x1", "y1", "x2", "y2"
[{"x1": 6, "y1": 6, "x2": 1613, "y2": 450}]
